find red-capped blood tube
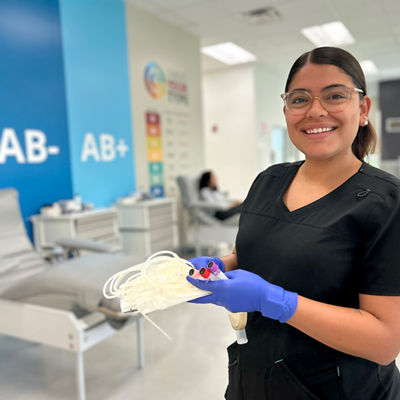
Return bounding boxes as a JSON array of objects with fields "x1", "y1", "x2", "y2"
[{"x1": 199, "y1": 267, "x2": 211, "y2": 280}]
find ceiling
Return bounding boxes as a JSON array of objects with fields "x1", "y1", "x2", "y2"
[{"x1": 126, "y1": 0, "x2": 400, "y2": 82}]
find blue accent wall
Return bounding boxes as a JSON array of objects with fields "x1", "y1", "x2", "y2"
[
  {"x1": 0, "y1": 0, "x2": 72, "y2": 235},
  {"x1": 0, "y1": 0, "x2": 136, "y2": 241},
  {"x1": 59, "y1": 0, "x2": 135, "y2": 206}
]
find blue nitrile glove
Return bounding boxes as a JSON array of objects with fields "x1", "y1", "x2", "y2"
[
  {"x1": 189, "y1": 256, "x2": 225, "y2": 272},
  {"x1": 187, "y1": 269, "x2": 298, "y2": 323}
]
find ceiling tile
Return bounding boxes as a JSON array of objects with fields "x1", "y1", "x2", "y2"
[{"x1": 130, "y1": 0, "x2": 400, "y2": 79}]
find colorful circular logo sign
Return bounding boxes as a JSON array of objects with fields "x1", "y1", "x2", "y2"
[{"x1": 144, "y1": 62, "x2": 166, "y2": 99}]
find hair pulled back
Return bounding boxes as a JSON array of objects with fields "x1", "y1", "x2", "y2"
[
  {"x1": 285, "y1": 47, "x2": 376, "y2": 160},
  {"x1": 199, "y1": 171, "x2": 212, "y2": 191}
]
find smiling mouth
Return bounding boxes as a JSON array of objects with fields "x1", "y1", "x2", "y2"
[{"x1": 303, "y1": 127, "x2": 336, "y2": 134}]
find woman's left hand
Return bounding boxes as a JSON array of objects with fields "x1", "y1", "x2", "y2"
[
  {"x1": 187, "y1": 269, "x2": 298, "y2": 323},
  {"x1": 189, "y1": 256, "x2": 225, "y2": 272}
]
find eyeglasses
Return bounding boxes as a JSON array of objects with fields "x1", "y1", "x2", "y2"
[{"x1": 281, "y1": 85, "x2": 364, "y2": 115}]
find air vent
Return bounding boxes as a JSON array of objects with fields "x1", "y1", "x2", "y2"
[{"x1": 241, "y1": 6, "x2": 282, "y2": 25}]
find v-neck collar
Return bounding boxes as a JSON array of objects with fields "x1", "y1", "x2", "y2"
[{"x1": 279, "y1": 161, "x2": 365, "y2": 216}]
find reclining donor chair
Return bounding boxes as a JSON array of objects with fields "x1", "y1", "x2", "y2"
[
  {"x1": 176, "y1": 175, "x2": 239, "y2": 256},
  {"x1": 0, "y1": 188, "x2": 144, "y2": 400}
]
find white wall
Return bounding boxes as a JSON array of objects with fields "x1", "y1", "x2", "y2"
[
  {"x1": 202, "y1": 64, "x2": 290, "y2": 200},
  {"x1": 254, "y1": 65, "x2": 288, "y2": 171},
  {"x1": 202, "y1": 65, "x2": 258, "y2": 200}
]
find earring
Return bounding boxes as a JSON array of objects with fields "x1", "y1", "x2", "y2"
[{"x1": 364, "y1": 119, "x2": 368, "y2": 126}]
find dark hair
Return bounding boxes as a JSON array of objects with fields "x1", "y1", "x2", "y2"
[
  {"x1": 199, "y1": 171, "x2": 212, "y2": 191},
  {"x1": 284, "y1": 47, "x2": 376, "y2": 160}
]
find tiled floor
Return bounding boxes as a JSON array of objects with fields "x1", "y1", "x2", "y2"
[
  {"x1": 2, "y1": 303, "x2": 400, "y2": 400},
  {"x1": 0, "y1": 302, "x2": 235, "y2": 400}
]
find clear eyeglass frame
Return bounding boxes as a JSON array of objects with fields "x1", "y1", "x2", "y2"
[{"x1": 281, "y1": 85, "x2": 364, "y2": 115}]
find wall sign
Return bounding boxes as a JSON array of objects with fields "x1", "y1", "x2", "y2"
[
  {"x1": 0, "y1": 0, "x2": 136, "y2": 238},
  {"x1": 0, "y1": 0, "x2": 72, "y2": 237},
  {"x1": 144, "y1": 62, "x2": 167, "y2": 99},
  {"x1": 385, "y1": 117, "x2": 400, "y2": 134},
  {"x1": 146, "y1": 111, "x2": 164, "y2": 197}
]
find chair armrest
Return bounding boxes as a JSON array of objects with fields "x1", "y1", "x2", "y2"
[
  {"x1": 190, "y1": 200, "x2": 228, "y2": 211},
  {"x1": 0, "y1": 258, "x2": 20, "y2": 274},
  {"x1": 55, "y1": 237, "x2": 121, "y2": 253},
  {"x1": 0, "y1": 298, "x2": 81, "y2": 351},
  {"x1": 40, "y1": 245, "x2": 65, "y2": 263}
]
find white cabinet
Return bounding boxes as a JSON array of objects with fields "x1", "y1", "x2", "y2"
[
  {"x1": 31, "y1": 209, "x2": 120, "y2": 256},
  {"x1": 116, "y1": 198, "x2": 178, "y2": 258}
]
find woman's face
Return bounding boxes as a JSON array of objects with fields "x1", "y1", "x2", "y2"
[
  {"x1": 283, "y1": 63, "x2": 370, "y2": 161},
  {"x1": 209, "y1": 172, "x2": 217, "y2": 189}
]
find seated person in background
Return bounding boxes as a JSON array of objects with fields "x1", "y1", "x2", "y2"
[{"x1": 198, "y1": 170, "x2": 242, "y2": 221}]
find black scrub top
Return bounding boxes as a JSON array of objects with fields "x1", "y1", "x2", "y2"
[{"x1": 234, "y1": 161, "x2": 400, "y2": 400}]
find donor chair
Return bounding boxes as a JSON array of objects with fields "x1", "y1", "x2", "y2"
[
  {"x1": 176, "y1": 175, "x2": 239, "y2": 256},
  {"x1": 0, "y1": 188, "x2": 144, "y2": 400}
]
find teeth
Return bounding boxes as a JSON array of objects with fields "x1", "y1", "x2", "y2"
[{"x1": 305, "y1": 127, "x2": 334, "y2": 134}]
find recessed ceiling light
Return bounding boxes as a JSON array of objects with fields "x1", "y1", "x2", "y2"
[
  {"x1": 301, "y1": 21, "x2": 355, "y2": 47},
  {"x1": 360, "y1": 60, "x2": 379, "y2": 75},
  {"x1": 201, "y1": 42, "x2": 257, "y2": 65}
]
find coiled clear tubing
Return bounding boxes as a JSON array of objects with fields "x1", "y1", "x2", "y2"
[
  {"x1": 103, "y1": 250, "x2": 249, "y2": 343},
  {"x1": 103, "y1": 250, "x2": 209, "y2": 314},
  {"x1": 103, "y1": 251, "x2": 211, "y2": 340}
]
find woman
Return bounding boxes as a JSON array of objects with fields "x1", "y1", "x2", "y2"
[
  {"x1": 187, "y1": 47, "x2": 400, "y2": 399},
  {"x1": 198, "y1": 170, "x2": 242, "y2": 220}
]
